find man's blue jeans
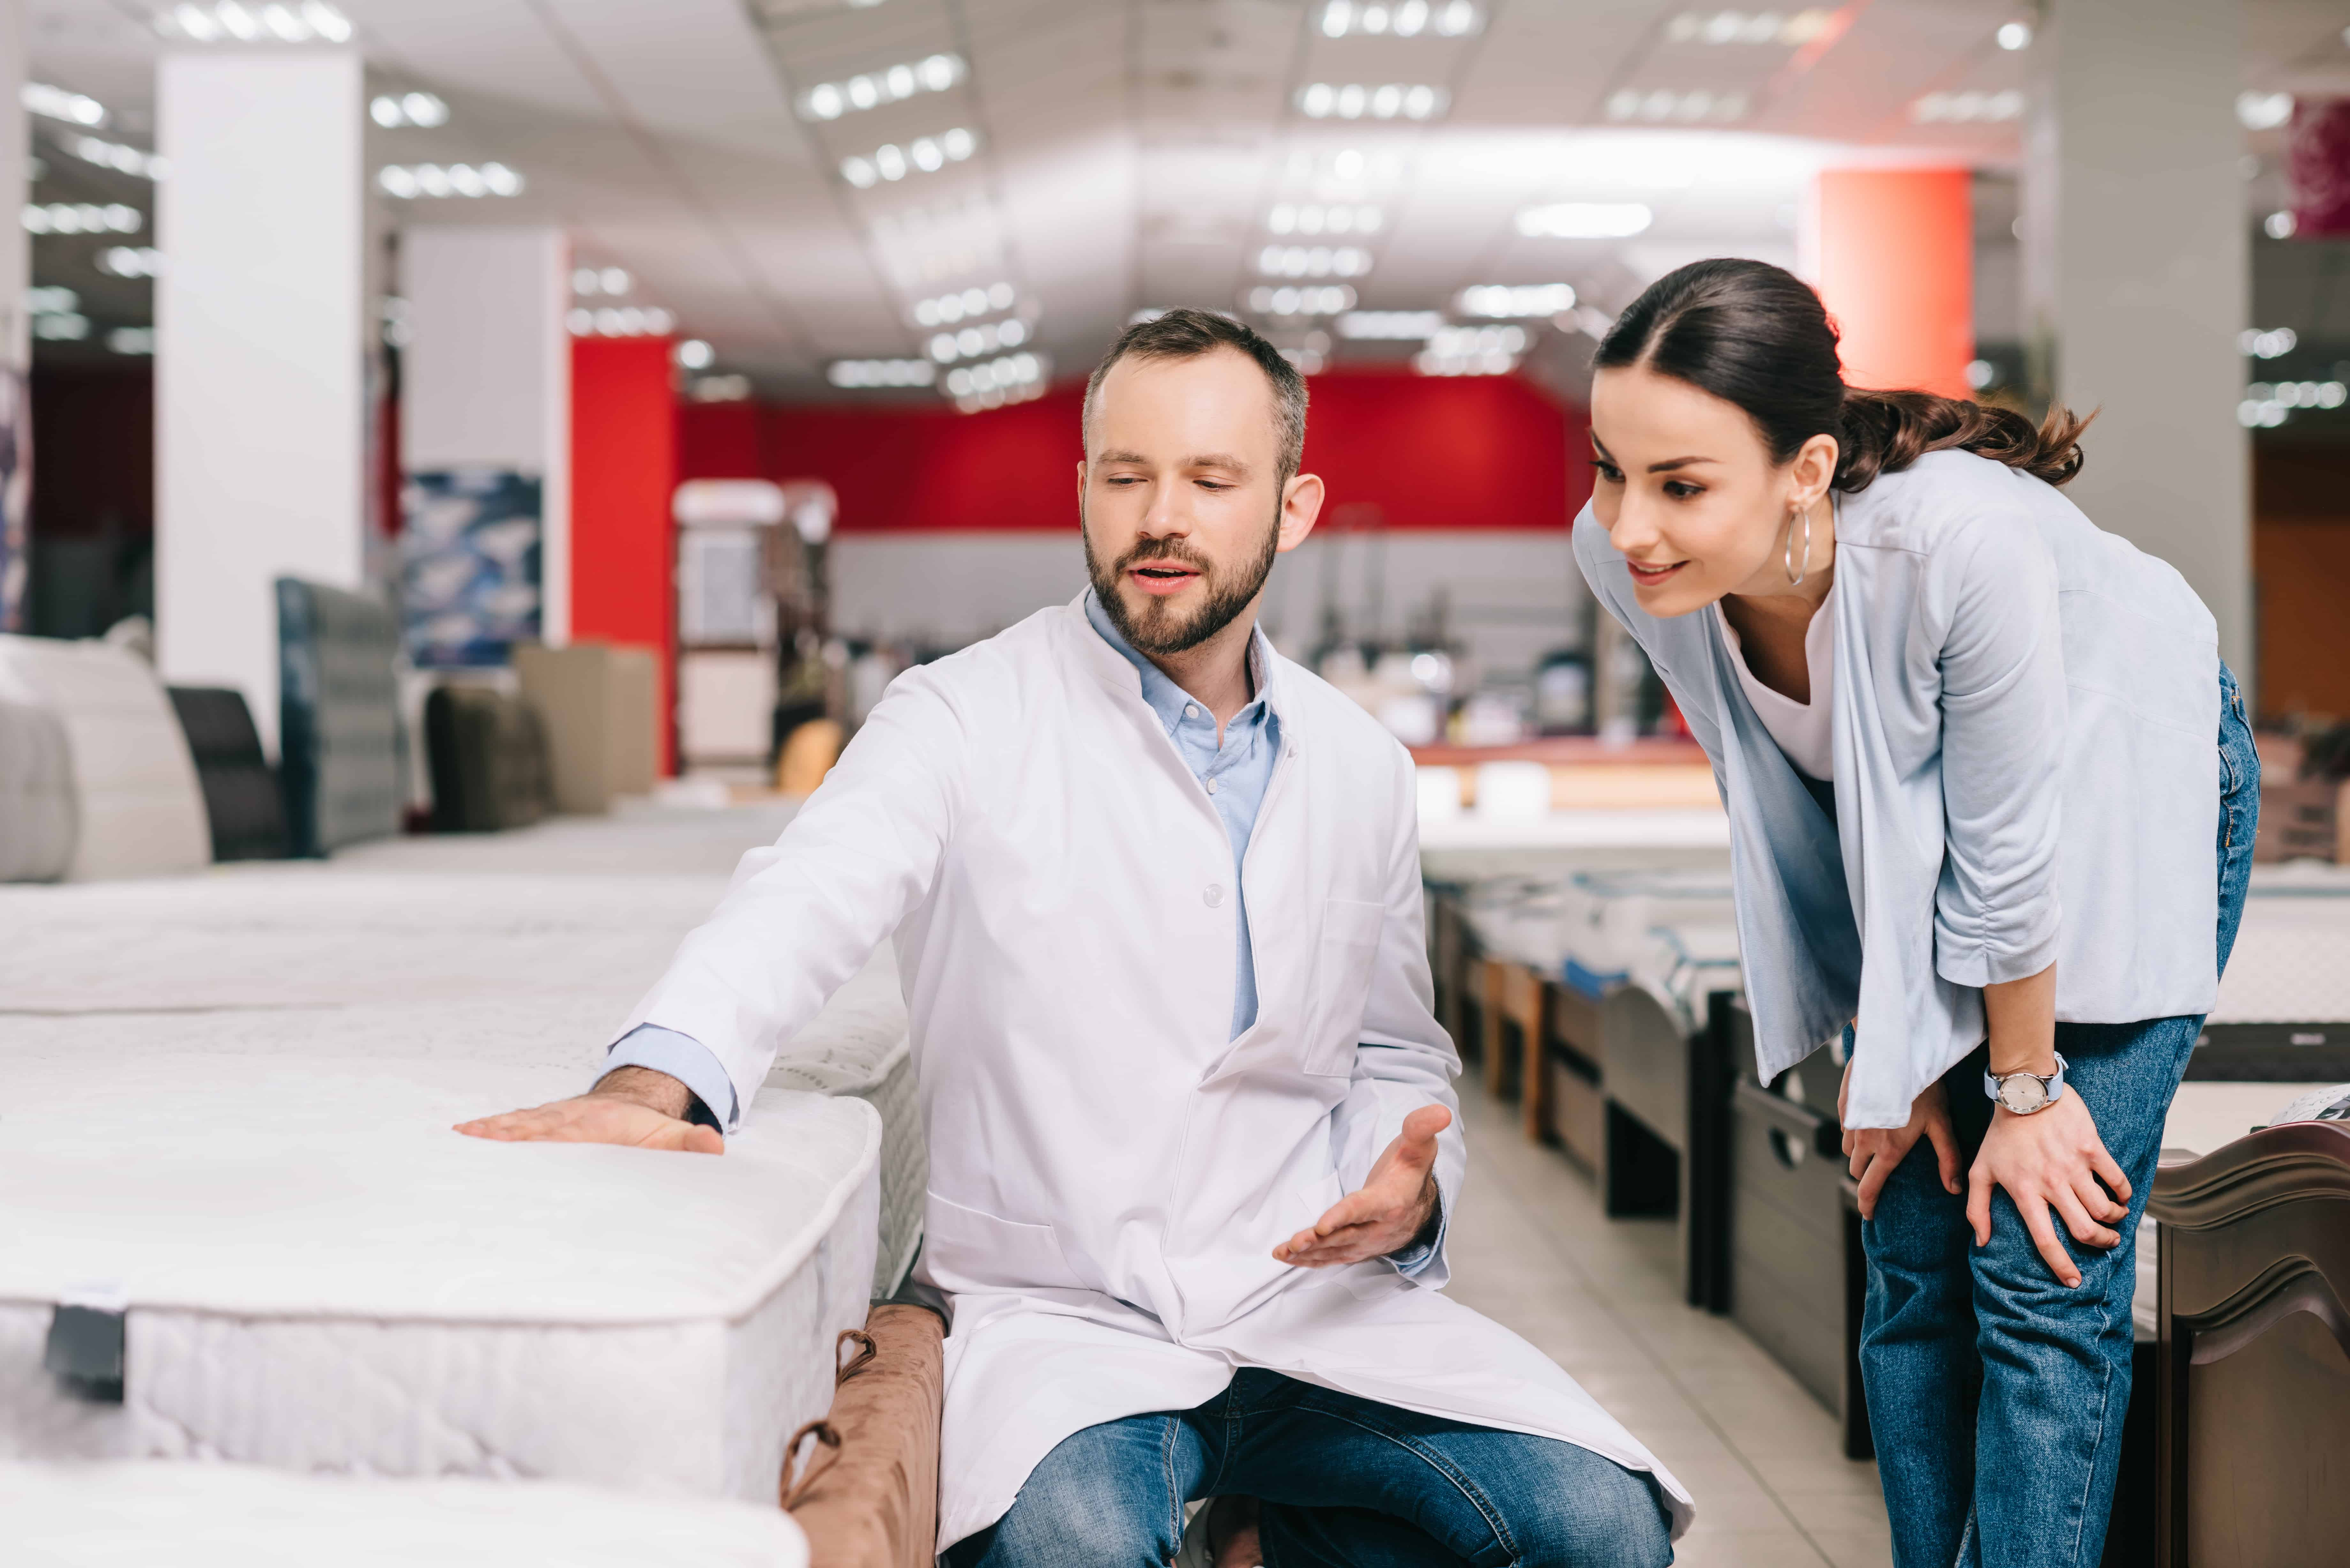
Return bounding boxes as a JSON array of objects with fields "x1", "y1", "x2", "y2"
[
  {"x1": 943, "y1": 1368, "x2": 1674, "y2": 1568},
  {"x1": 1858, "y1": 665, "x2": 2258, "y2": 1568}
]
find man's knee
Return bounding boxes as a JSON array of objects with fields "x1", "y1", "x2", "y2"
[
  {"x1": 952, "y1": 1417, "x2": 1187, "y2": 1568},
  {"x1": 1503, "y1": 1442, "x2": 1673, "y2": 1568}
]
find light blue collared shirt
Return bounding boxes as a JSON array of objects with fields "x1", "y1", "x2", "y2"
[{"x1": 604, "y1": 590, "x2": 1441, "y2": 1271}]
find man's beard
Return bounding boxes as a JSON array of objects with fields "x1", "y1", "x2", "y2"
[{"x1": 1082, "y1": 504, "x2": 1282, "y2": 657}]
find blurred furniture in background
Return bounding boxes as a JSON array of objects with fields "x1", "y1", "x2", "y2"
[
  {"x1": 277, "y1": 578, "x2": 403, "y2": 858},
  {"x1": 166, "y1": 686, "x2": 289, "y2": 862},
  {"x1": 424, "y1": 685, "x2": 553, "y2": 833},
  {"x1": 0, "y1": 694, "x2": 75, "y2": 881},
  {"x1": 0, "y1": 633, "x2": 209, "y2": 879},
  {"x1": 512, "y1": 640, "x2": 658, "y2": 814},
  {"x1": 777, "y1": 716, "x2": 844, "y2": 797},
  {"x1": 2151, "y1": 1119, "x2": 2350, "y2": 1567}
]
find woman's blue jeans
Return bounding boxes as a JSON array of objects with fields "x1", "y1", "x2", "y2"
[
  {"x1": 943, "y1": 1368, "x2": 1674, "y2": 1568},
  {"x1": 1858, "y1": 665, "x2": 2258, "y2": 1568}
]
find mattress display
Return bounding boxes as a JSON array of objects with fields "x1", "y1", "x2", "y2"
[
  {"x1": 767, "y1": 948, "x2": 926, "y2": 1298},
  {"x1": 0, "y1": 691, "x2": 74, "y2": 881},
  {"x1": 277, "y1": 576, "x2": 403, "y2": 857},
  {"x1": 1555, "y1": 865, "x2": 1737, "y2": 999},
  {"x1": 0, "y1": 633, "x2": 210, "y2": 880},
  {"x1": 2, "y1": 1461, "x2": 811, "y2": 1567},
  {"x1": 167, "y1": 685, "x2": 290, "y2": 862},
  {"x1": 0, "y1": 1049, "x2": 882, "y2": 1501}
]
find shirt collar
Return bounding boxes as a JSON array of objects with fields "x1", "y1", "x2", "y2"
[{"x1": 1083, "y1": 588, "x2": 1270, "y2": 736}]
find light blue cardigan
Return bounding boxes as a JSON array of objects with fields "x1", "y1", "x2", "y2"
[{"x1": 1575, "y1": 449, "x2": 2221, "y2": 1129}]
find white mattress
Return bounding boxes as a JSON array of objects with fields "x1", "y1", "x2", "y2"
[
  {"x1": 0, "y1": 1050, "x2": 881, "y2": 1502},
  {"x1": 2211, "y1": 883, "x2": 2350, "y2": 1024},
  {"x1": 3, "y1": 1461, "x2": 810, "y2": 1567}
]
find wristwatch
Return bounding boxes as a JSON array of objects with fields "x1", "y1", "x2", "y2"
[{"x1": 1985, "y1": 1053, "x2": 2068, "y2": 1115}]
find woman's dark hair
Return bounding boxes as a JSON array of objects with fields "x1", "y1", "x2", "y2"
[{"x1": 1593, "y1": 258, "x2": 2090, "y2": 490}]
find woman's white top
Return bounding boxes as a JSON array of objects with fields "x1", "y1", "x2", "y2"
[
  {"x1": 1713, "y1": 588, "x2": 1835, "y2": 782},
  {"x1": 1576, "y1": 450, "x2": 2221, "y2": 1130}
]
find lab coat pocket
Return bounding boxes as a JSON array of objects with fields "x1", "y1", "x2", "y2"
[
  {"x1": 1303, "y1": 897, "x2": 1385, "y2": 1076},
  {"x1": 922, "y1": 1189, "x2": 1085, "y2": 1295}
]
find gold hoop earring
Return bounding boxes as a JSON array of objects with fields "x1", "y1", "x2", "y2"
[{"x1": 1784, "y1": 501, "x2": 1812, "y2": 588}]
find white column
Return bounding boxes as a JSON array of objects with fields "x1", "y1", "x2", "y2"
[
  {"x1": 2022, "y1": 0, "x2": 2251, "y2": 686},
  {"x1": 399, "y1": 227, "x2": 571, "y2": 645},
  {"x1": 0, "y1": 0, "x2": 27, "y2": 632},
  {"x1": 154, "y1": 47, "x2": 365, "y2": 750}
]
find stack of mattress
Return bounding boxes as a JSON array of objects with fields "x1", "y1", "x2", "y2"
[
  {"x1": 2, "y1": 1461, "x2": 811, "y2": 1566},
  {"x1": 1553, "y1": 864, "x2": 1738, "y2": 1003},
  {"x1": 0, "y1": 1045, "x2": 882, "y2": 1499}
]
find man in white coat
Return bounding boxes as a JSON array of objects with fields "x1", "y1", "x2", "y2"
[{"x1": 462, "y1": 310, "x2": 1691, "y2": 1565}]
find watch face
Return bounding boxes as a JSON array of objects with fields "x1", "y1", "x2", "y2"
[{"x1": 1998, "y1": 1075, "x2": 2050, "y2": 1114}]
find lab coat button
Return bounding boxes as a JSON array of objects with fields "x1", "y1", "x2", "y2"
[{"x1": 1204, "y1": 884, "x2": 1224, "y2": 908}]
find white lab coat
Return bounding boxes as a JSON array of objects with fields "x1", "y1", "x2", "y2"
[{"x1": 619, "y1": 597, "x2": 1694, "y2": 1553}]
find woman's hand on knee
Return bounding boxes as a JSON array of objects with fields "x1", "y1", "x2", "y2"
[
  {"x1": 1965, "y1": 1093, "x2": 2132, "y2": 1289},
  {"x1": 1841, "y1": 1067, "x2": 1962, "y2": 1221}
]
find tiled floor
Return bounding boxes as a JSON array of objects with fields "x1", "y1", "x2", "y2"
[{"x1": 1443, "y1": 1088, "x2": 1894, "y2": 1568}]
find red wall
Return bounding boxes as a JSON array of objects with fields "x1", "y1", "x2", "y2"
[
  {"x1": 681, "y1": 370, "x2": 1581, "y2": 534},
  {"x1": 571, "y1": 335, "x2": 678, "y2": 773}
]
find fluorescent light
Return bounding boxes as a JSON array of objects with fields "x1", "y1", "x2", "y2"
[
  {"x1": 70, "y1": 136, "x2": 164, "y2": 180},
  {"x1": 675, "y1": 339, "x2": 716, "y2": 370},
  {"x1": 20, "y1": 202, "x2": 144, "y2": 235},
  {"x1": 945, "y1": 351, "x2": 1050, "y2": 413},
  {"x1": 96, "y1": 245, "x2": 163, "y2": 278},
  {"x1": 33, "y1": 312, "x2": 91, "y2": 341},
  {"x1": 1458, "y1": 283, "x2": 1575, "y2": 317},
  {"x1": 157, "y1": 1, "x2": 351, "y2": 43},
  {"x1": 842, "y1": 128, "x2": 977, "y2": 188},
  {"x1": 1268, "y1": 204, "x2": 1382, "y2": 237},
  {"x1": 371, "y1": 92, "x2": 449, "y2": 128},
  {"x1": 828, "y1": 358, "x2": 939, "y2": 388},
  {"x1": 1245, "y1": 285, "x2": 1357, "y2": 316},
  {"x1": 575, "y1": 267, "x2": 632, "y2": 297},
  {"x1": 23, "y1": 83, "x2": 104, "y2": 127},
  {"x1": 1338, "y1": 310, "x2": 1445, "y2": 340},
  {"x1": 1996, "y1": 20, "x2": 2032, "y2": 49},
  {"x1": 26, "y1": 286, "x2": 79, "y2": 315},
  {"x1": 928, "y1": 316, "x2": 1030, "y2": 363},
  {"x1": 1414, "y1": 325, "x2": 1526, "y2": 376},
  {"x1": 2240, "y1": 328, "x2": 2298, "y2": 359},
  {"x1": 2237, "y1": 91, "x2": 2293, "y2": 131},
  {"x1": 690, "y1": 375, "x2": 754, "y2": 403},
  {"x1": 1318, "y1": 2, "x2": 1482, "y2": 38},
  {"x1": 1604, "y1": 88, "x2": 1749, "y2": 123},
  {"x1": 378, "y1": 163, "x2": 524, "y2": 199},
  {"x1": 1663, "y1": 8, "x2": 1832, "y2": 45},
  {"x1": 1516, "y1": 202, "x2": 1651, "y2": 238},
  {"x1": 1298, "y1": 82, "x2": 1446, "y2": 121},
  {"x1": 2265, "y1": 210, "x2": 2297, "y2": 239},
  {"x1": 800, "y1": 54, "x2": 965, "y2": 122},
  {"x1": 1911, "y1": 90, "x2": 2025, "y2": 124},
  {"x1": 912, "y1": 282, "x2": 1016, "y2": 326},
  {"x1": 108, "y1": 326, "x2": 156, "y2": 356},
  {"x1": 1258, "y1": 245, "x2": 1373, "y2": 278}
]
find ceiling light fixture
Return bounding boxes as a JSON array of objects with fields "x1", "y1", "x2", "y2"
[
  {"x1": 566, "y1": 305, "x2": 676, "y2": 338},
  {"x1": 33, "y1": 311, "x2": 90, "y2": 342},
  {"x1": 23, "y1": 83, "x2": 105, "y2": 127},
  {"x1": 1268, "y1": 203, "x2": 1382, "y2": 237},
  {"x1": 156, "y1": 2, "x2": 354, "y2": 44},
  {"x1": 27, "y1": 286, "x2": 79, "y2": 316},
  {"x1": 842, "y1": 127, "x2": 977, "y2": 188},
  {"x1": 2264, "y1": 210, "x2": 2298, "y2": 239},
  {"x1": 828, "y1": 358, "x2": 938, "y2": 388},
  {"x1": 109, "y1": 326, "x2": 156, "y2": 356},
  {"x1": 1414, "y1": 324, "x2": 1526, "y2": 376},
  {"x1": 690, "y1": 374, "x2": 753, "y2": 403},
  {"x1": 2240, "y1": 328, "x2": 2298, "y2": 359},
  {"x1": 2236, "y1": 91, "x2": 2293, "y2": 131},
  {"x1": 97, "y1": 245, "x2": 164, "y2": 278},
  {"x1": 22, "y1": 202, "x2": 143, "y2": 236},
  {"x1": 675, "y1": 339, "x2": 715, "y2": 370},
  {"x1": 800, "y1": 53, "x2": 965, "y2": 121},
  {"x1": 1664, "y1": 9, "x2": 1833, "y2": 45},
  {"x1": 928, "y1": 316, "x2": 1030, "y2": 363},
  {"x1": 913, "y1": 282, "x2": 1016, "y2": 326},
  {"x1": 573, "y1": 267, "x2": 632, "y2": 297},
  {"x1": 1516, "y1": 202, "x2": 1651, "y2": 238},
  {"x1": 1245, "y1": 285, "x2": 1357, "y2": 316},
  {"x1": 945, "y1": 351, "x2": 1049, "y2": 413},
  {"x1": 1458, "y1": 283, "x2": 1576, "y2": 317},
  {"x1": 377, "y1": 162, "x2": 523, "y2": 198},
  {"x1": 1996, "y1": 20, "x2": 2032, "y2": 49},
  {"x1": 370, "y1": 92, "x2": 449, "y2": 128},
  {"x1": 1318, "y1": 2, "x2": 1482, "y2": 38},
  {"x1": 69, "y1": 136, "x2": 165, "y2": 181},
  {"x1": 1911, "y1": 90, "x2": 2025, "y2": 124},
  {"x1": 1297, "y1": 83, "x2": 1446, "y2": 121},
  {"x1": 1338, "y1": 310, "x2": 1445, "y2": 340},
  {"x1": 1259, "y1": 245, "x2": 1373, "y2": 278},
  {"x1": 1604, "y1": 88, "x2": 1749, "y2": 123}
]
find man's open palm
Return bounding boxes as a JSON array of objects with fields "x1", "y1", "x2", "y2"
[{"x1": 1273, "y1": 1104, "x2": 1449, "y2": 1268}]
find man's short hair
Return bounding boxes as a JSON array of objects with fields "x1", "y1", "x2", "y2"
[{"x1": 1083, "y1": 309, "x2": 1309, "y2": 487}]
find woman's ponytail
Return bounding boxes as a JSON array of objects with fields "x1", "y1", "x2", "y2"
[
  {"x1": 1595, "y1": 258, "x2": 2093, "y2": 492},
  {"x1": 1835, "y1": 389, "x2": 2092, "y2": 491}
]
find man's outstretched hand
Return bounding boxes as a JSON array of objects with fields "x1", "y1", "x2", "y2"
[
  {"x1": 1273, "y1": 1104, "x2": 1449, "y2": 1268},
  {"x1": 454, "y1": 1066, "x2": 724, "y2": 1155}
]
